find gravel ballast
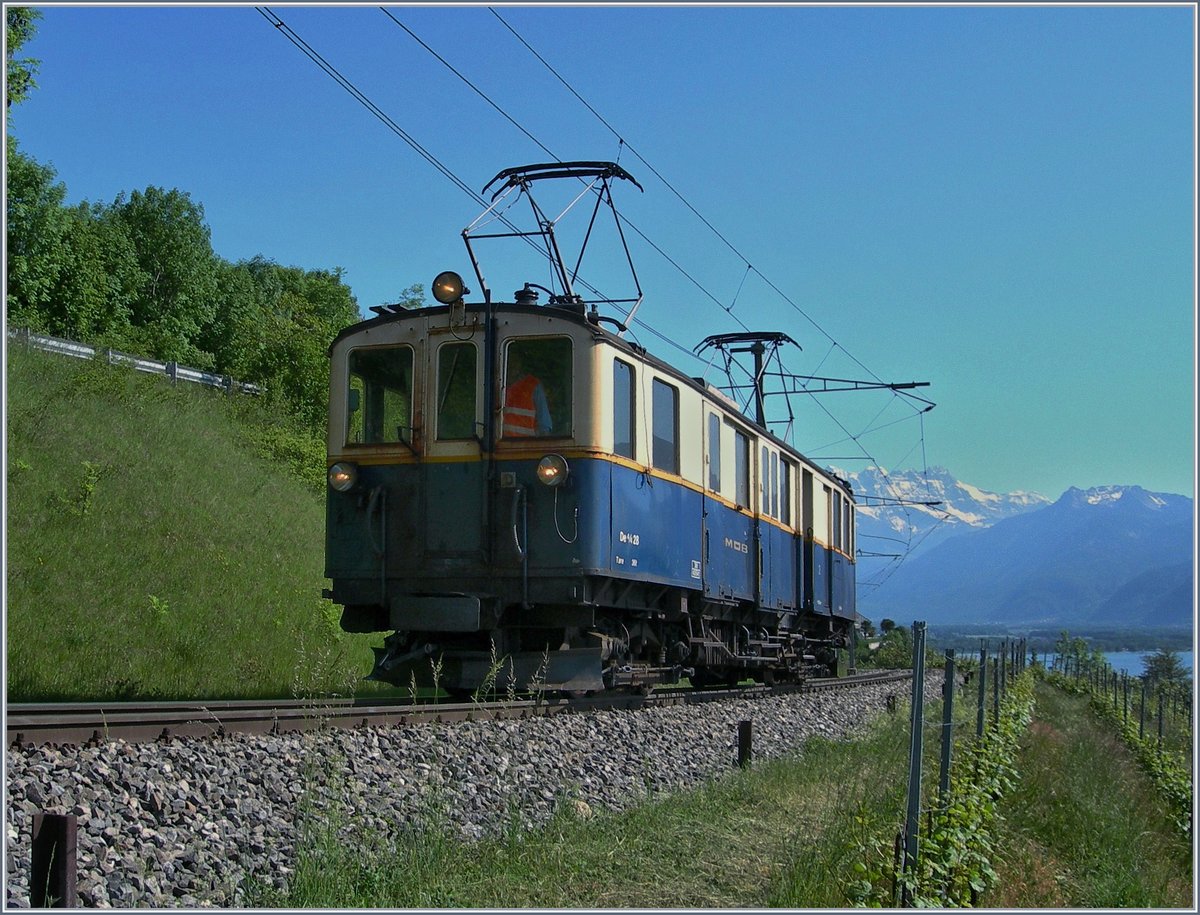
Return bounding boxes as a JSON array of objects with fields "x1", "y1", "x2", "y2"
[{"x1": 5, "y1": 674, "x2": 939, "y2": 907}]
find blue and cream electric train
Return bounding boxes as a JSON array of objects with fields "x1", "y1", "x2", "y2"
[{"x1": 324, "y1": 280, "x2": 858, "y2": 695}]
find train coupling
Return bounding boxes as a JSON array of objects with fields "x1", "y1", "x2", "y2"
[{"x1": 366, "y1": 637, "x2": 436, "y2": 682}]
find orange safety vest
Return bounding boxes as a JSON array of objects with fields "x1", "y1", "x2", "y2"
[{"x1": 503, "y1": 375, "x2": 541, "y2": 437}]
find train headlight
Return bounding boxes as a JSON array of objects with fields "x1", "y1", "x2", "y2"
[
  {"x1": 536, "y1": 454, "x2": 569, "y2": 487},
  {"x1": 432, "y1": 271, "x2": 468, "y2": 304},
  {"x1": 328, "y1": 462, "x2": 358, "y2": 492}
]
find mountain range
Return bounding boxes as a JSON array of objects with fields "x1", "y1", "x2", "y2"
[{"x1": 844, "y1": 467, "x2": 1194, "y2": 629}]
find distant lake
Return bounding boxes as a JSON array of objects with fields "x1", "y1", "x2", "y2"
[{"x1": 1103, "y1": 650, "x2": 1193, "y2": 677}]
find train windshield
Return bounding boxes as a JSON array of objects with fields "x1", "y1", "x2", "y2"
[
  {"x1": 347, "y1": 346, "x2": 414, "y2": 445},
  {"x1": 437, "y1": 341, "x2": 478, "y2": 440},
  {"x1": 502, "y1": 338, "x2": 572, "y2": 438}
]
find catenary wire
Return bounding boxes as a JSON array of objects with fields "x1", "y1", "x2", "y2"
[{"x1": 259, "y1": 6, "x2": 937, "y2": 582}]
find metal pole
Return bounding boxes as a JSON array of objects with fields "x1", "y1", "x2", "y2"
[
  {"x1": 903, "y1": 621, "x2": 928, "y2": 898},
  {"x1": 1157, "y1": 690, "x2": 1164, "y2": 748},
  {"x1": 1123, "y1": 674, "x2": 1128, "y2": 725},
  {"x1": 977, "y1": 644, "x2": 987, "y2": 738},
  {"x1": 992, "y1": 657, "x2": 1000, "y2": 727},
  {"x1": 1140, "y1": 680, "x2": 1146, "y2": 740},
  {"x1": 939, "y1": 649, "x2": 956, "y2": 803}
]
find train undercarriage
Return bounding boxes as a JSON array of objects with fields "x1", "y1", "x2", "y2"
[{"x1": 359, "y1": 578, "x2": 854, "y2": 695}]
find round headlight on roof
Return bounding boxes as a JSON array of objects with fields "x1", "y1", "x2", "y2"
[
  {"x1": 328, "y1": 462, "x2": 358, "y2": 492},
  {"x1": 536, "y1": 454, "x2": 569, "y2": 487},
  {"x1": 432, "y1": 271, "x2": 467, "y2": 304}
]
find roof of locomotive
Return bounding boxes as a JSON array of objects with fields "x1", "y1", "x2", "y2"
[{"x1": 330, "y1": 300, "x2": 854, "y2": 498}]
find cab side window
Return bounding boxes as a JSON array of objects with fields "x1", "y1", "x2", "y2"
[
  {"x1": 503, "y1": 338, "x2": 572, "y2": 438},
  {"x1": 613, "y1": 358, "x2": 635, "y2": 458},
  {"x1": 347, "y1": 346, "x2": 414, "y2": 445}
]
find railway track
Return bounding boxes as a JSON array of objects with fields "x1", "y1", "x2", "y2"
[{"x1": 6, "y1": 669, "x2": 912, "y2": 748}]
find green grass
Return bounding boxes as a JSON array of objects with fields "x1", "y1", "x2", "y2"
[
  {"x1": 6, "y1": 344, "x2": 388, "y2": 700},
  {"x1": 243, "y1": 707, "x2": 913, "y2": 908},
  {"x1": 985, "y1": 680, "x2": 1193, "y2": 907}
]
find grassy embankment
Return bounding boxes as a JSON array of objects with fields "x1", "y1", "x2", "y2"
[{"x1": 5, "y1": 343, "x2": 387, "y2": 700}]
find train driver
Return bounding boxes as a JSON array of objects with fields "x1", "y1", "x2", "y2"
[{"x1": 503, "y1": 346, "x2": 553, "y2": 437}]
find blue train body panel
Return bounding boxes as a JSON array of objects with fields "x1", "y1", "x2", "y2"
[
  {"x1": 608, "y1": 462, "x2": 703, "y2": 587},
  {"x1": 761, "y1": 522, "x2": 797, "y2": 610},
  {"x1": 327, "y1": 455, "x2": 853, "y2": 630},
  {"x1": 702, "y1": 498, "x2": 755, "y2": 601}
]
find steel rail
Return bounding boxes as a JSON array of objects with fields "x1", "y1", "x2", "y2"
[{"x1": 7, "y1": 670, "x2": 912, "y2": 748}]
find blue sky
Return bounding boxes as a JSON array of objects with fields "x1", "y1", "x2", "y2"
[{"x1": 7, "y1": 3, "x2": 1196, "y2": 500}]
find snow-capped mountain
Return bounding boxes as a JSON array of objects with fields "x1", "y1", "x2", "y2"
[
  {"x1": 837, "y1": 466, "x2": 1050, "y2": 578},
  {"x1": 855, "y1": 483, "x2": 1194, "y2": 628}
]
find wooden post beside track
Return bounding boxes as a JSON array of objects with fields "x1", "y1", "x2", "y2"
[
  {"x1": 737, "y1": 720, "x2": 753, "y2": 768},
  {"x1": 31, "y1": 812, "x2": 77, "y2": 908}
]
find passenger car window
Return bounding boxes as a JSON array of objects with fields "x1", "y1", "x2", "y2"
[
  {"x1": 347, "y1": 346, "x2": 414, "y2": 445},
  {"x1": 733, "y1": 427, "x2": 750, "y2": 508},
  {"x1": 707, "y1": 413, "x2": 721, "y2": 491},
  {"x1": 437, "y1": 341, "x2": 478, "y2": 440},
  {"x1": 781, "y1": 459, "x2": 793, "y2": 525},
  {"x1": 651, "y1": 379, "x2": 679, "y2": 474},
  {"x1": 503, "y1": 338, "x2": 572, "y2": 438}
]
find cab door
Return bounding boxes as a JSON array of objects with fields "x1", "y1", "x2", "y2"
[{"x1": 422, "y1": 329, "x2": 485, "y2": 562}]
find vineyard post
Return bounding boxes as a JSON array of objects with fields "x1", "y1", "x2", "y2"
[
  {"x1": 992, "y1": 657, "x2": 999, "y2": 727},
  {"x1": 1157, "y1": 689, "x2": 1164, "y2": 749},
  {"x1": 901, "y1": 620, "x2": 928, "y2": 905},
  {"x1": 976, "y1": 643, "x2": 987, "y2": 738},
  {"x1": 1122, "y1": 674, "x2": 1128, "y2": 725},
  {"x1": 1140, "y1": 679, "x2": 1147, "y2": 740},
  {"x1": 938, "y1": 649, "x2": 956, "y2": 803}
]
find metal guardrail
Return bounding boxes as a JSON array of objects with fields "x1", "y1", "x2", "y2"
[{"x1": 6, "y1": 328, "x2": 263, "y2": 396}]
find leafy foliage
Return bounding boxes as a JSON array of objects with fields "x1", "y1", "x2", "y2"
[
  {"x1": 6, "y1": 7, "x2": 41, "y2": 112},
  {"x1": 846, "y1": 672, "x2": 1036, "y2": 907}
]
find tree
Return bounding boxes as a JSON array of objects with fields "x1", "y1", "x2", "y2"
[
  {"x1": 880, "y1": 618, "x2": 896, "y2": 634},
  {"x1": 216, "y1": 257, "x2": 360, "y2": 431},
  {"x1": 393, "y1": 283, "x2": 426, "y2": 310},
  {"x1": 6, "y1": 7, "x2": 41, "y2": 112},
  {"x1": 1144, "y1": 649, "x2": 1187, "y2": 689},
  {"x1": 111, "y1": 186, "x2": 220, "y2": 365},
  {"x1": 42, "y1": 201, "x2": 143, "y2": 340},
  {"x1": 875, "y1": 625, "x2": 914, "y2": 669},
  {"x1": 5, "y1": 137, "x2": 68, "y2": 329}
]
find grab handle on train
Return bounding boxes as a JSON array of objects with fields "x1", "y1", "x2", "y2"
[{"x1": 511, "y1": 486, "x2": 527, "y2": 561}]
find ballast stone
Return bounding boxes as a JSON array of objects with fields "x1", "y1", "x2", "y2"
[{"x1": 5, "y1": 674, "x2": 938, "y2": 907}]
